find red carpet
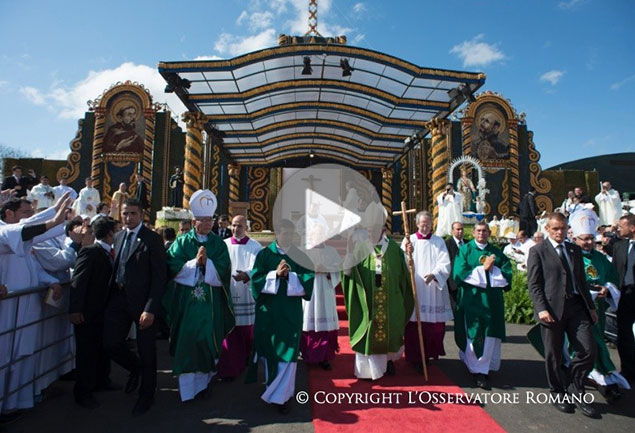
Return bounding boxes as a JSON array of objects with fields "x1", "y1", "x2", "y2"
[{"x1": 307, "y1": 287, "x2": 505, "y2": 433}]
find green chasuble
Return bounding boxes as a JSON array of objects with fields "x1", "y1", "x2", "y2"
[
  {"x1": 163, "y1": 229, "x2": 234, "y2": 376},
  {"x1": 579, "y1": 249, "x2": 620, "y2": 375},
  {"x1": 247, "y1": 242, "x2": 314, "y2": 385},
  {"x1": 453, "y1": 240, "x2": 512, "y2": 358},
  {"x1": 341, "y1": 237, "x2": 414, "y2": 355}
]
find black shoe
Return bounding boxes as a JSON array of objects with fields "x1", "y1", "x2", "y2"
[
  {"x1": 475, "y1": 374, "x2": 490, "y2": 390},
  {"x1": 125, "y1": 371, "x2": 140, "y2": 394},
  {"x1": 386, "y1": 360, "x2": 395, "y2": 376},
  {"x1": 552, "y1": 399, "x2": 575, "y2": 414},
  {"x1": 96, "y1": 381, "x2": 122, "y2": 392},
  {"x1": 75, "y1": 394, "x2": 100, "y2": 409},
  {"x1": 132, "y1": 396, "x2": 154, "y2": 417},
  {"x1": 276, "y1": 401, "x2": 291, "y2": 414},
  {"x1": 319, "y1": 361, "x2": 332, "y2": 371},
  {"x1": 574, "y1": 399, "x2": 600, "y2": 419}
]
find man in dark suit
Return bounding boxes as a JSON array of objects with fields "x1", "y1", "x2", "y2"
[
  {"x1": 612, "y1": 214, "x2": 635, "y2": 382},
  {"x1": 574, "y1": 187, "x2": 592, "y2": 205},
  {"x1": 1, "y1": 165, "x2": 36, "y2": 198},
  {"x1": 134, "y1": 173, "x2": 149, "y2": 209},
  {"x1": 527, "y1": 212, "x2": 599, "y2": 418},
  {"x1": 444, "y1": 221, "x2": 464, "y2": 302},
  {"x1": 213, "y1": 214, "x2": 232, "y2": 239},
  {"x1": 70, "y1": 217, "x2": 118, "y2": 409},
  {"x1": 518, "y1": 188, "x2": 538, "y2": 235},
  {"x1": 103, "y1": 198, "x2": 167, "y2": 416}
]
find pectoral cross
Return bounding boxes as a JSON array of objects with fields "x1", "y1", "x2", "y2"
[{"x1": 393, "y1": 201, "x2": 428, "y2": 381}]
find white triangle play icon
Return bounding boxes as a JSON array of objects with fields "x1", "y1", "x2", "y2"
[{"x1": 304, "y1": 189, "x2": 361, "y2": 250}]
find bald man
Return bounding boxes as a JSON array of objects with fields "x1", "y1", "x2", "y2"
[{"x1": 216, "y1": 215, "x2": 262, "y2": 380}]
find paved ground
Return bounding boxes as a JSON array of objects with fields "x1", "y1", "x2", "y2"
[{"x1": 3, "y1": 323, "x2": 634, "y2": 433}]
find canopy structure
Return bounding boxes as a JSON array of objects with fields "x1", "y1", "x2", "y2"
[{"x1": 159, "y1": 38, "x2": 486, "y2": 168}]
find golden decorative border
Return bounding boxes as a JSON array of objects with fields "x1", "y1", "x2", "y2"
[
  {"x1": 182, "y1": 112, "x2": 207, "y2": 208},
  {"x1": 159, "y1": 44, "x2": 486, "y2": 82},
  {"x1": 223, "y1": 118, "x2": 404, "y2": 142},
  {"x1": 497, "y1": 168, "x2": 510, "y2": 217},
  {"x1": 527, "y1": 130, "x2": 553, "y2": 212},
  {"x1": 248, "y1": 167, "x2": 269, "y2": 231},
  {"x1": 189, "y1": 79, "x2": 449, "y2": 110},
  {"x1": 57, "y1": 119, "x2": 83, "y2": 183},
  {"x1": 399, "y1": 154, "x2": 408, "y2": 207},
  {"x1": 208, "y1": 101, "x2": 427, "y2": 128},
  {"x1": 210, "y1": 142, "x2": 221, "y2": 195},
  {"x1": 381, "y1": 168, "x2": 394, "y2": 232},
  {"x1": 90, "y1": 82, "x2": 156, "y2": 202},
  {"x1": 463, "y1": 93, "x2": 520, "y2": 217},
  {"x1": 237, "y1": 143, "x2": 394, "y2": 162},
  {"x1": 237, "y1": 150, "x2": 386, "y2": 168},
  {"x1": 426, "y1": 118, "x2": 451, "y2": 228},
  {"x1": 224, "y1": 131, "x2": 399, "y2": 153},
  {"x1": 228, "y1": 164, "x2": 240, "y2": 203}
]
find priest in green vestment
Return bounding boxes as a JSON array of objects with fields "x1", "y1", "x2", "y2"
[
  {"x1": 342, "y1": 221, "x2": 414, "y2": 380},
  {"x1": 570, "y1": 210, "x2": 629, "y2": 400},
  {"x1": 247, "y1": 219, "x2": 314, "y2": 413},
  {"x1": 163, "y1": 189, "x2": 234, "y2": 402},
  {"x1": 453, "y1": 220, "x2": 512, "y2": 389}
]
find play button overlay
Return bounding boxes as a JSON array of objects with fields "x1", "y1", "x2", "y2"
[
  {"x1": 304, "y1": 189, "x2": 361, "y2": 250},
  {"x1": 272, "y1": 163, "x2": 386, "y2": 273}
]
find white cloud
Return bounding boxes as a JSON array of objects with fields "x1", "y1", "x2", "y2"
[
  {"x1": 0, "y1": 80, "x2": 9, "y2": 88},
  {"x1": 269, "y1": 0, "x2": 288, "y2": 15},
  {"x1": 20, "y1": 86, "x2": 47, "y2": 105},
  {"x1": 236, "y1": 10, "x2": 249, "y2": 25},
  {"x1": 610, "y1": 73, "x2": 635, "y2": 90},
  {"x1": 193, "y1": 55, "x2": 223, "y2": 61},
  {"x1": 352, "y1": 33, "x2": 365, "y2": 44},
  {"x1": 214, "y1": 29, "x2": 278, "y2": 57},
  {"x1": 558, "y1": 0, "x2": 587, "y2": 10},
  {"x1": 540, "y1": 70, "x2": 565, "y2": 85},
  {"x1": 353, "y1": 2, "x2": 366, "y2": 14},
  {"x1": 249, "y1": 11, "x2": 275, "y2": 31},
  {"x1": 19, "y1": 62, "x2": 188, "y2": 122},
  {"x1": 450, "y1": 34, "x2": 505, "y2": 67}
]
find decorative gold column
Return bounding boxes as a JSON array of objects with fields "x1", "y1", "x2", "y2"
[
  {"x1": 425, "y1": 118, "x2": 451, "y2": 229},
  {"x1": 228, "y1": 164, "x2": 240, "y2": 203},
  {"x1": 182, "y1": 112, "x2": 207, "y2": 209},
  {"x1": 381, "y1": 168, "x2": 393, "y2": 233},
  {"x1": 507, "y1": 118, "x2": 521, "y2": 216},
  {"x1": 90, "y1": 106, "x2": 107, "y2": 189}
]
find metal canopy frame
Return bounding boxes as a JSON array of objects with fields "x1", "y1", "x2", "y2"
[{"x1": 159, "y1": 43, "x2": 485, "y2": 168}]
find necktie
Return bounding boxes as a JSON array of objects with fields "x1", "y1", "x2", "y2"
[
  {"x1": 625, "y1": 240, "x2": 635, "y2": 286},
  {"x1": 556, "y1": 244, "x2": 575, "y2": 295},
  {"x1": 116, "y1": 231, "x2": 135, "y2": 286},
  {"x1": 109, "y1": 248, "x2": 115, "y2": 264}
]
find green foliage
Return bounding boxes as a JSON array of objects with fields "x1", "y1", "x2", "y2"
[{"x1": 504, "y1": 268, "x2": 536, "y2": 325}]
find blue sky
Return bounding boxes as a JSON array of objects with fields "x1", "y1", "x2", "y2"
[{"x1": 1, "y1": 0, "x2": 634, "y2": 168}]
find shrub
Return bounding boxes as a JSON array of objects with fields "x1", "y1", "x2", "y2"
[{"x1": 504, "y1": 268, "x2": 536, "y2": 325}]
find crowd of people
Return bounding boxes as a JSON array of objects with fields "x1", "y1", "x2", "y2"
[{"x1": 0, "y1": 173, "x2": 633, "y2": 424}]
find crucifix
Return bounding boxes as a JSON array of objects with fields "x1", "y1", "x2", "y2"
[
  {"x1": 302, "y1": 174, "x2": 322, "y2": 204},
  {"x1": 393, "y1": 200, "x2": 428, "y2": 381}
]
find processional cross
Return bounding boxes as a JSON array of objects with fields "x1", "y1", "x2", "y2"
[{"x1": 393, "y1": 201, "x2": 429, "y2": 380}]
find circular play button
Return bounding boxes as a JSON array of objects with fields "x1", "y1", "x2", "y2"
[{"x1": 272, "y1": 163, "x2": 386, "y2": 273}]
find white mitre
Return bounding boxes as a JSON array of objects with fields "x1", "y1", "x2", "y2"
[
  {"x1": 189, "y1": 189, "x2": 218, "y2": 218},
  {"x1": 570, "y1": 208, "x2": 599, "y2": 237}
]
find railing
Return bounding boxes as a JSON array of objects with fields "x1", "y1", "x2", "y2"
[{"x1": 1, "y1": 282, "x2": 74, "y2": 411}]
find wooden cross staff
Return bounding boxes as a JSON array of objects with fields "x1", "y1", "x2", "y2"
[{"x1": 393, "y1": 201, "x2": 429, "y2": 381}]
